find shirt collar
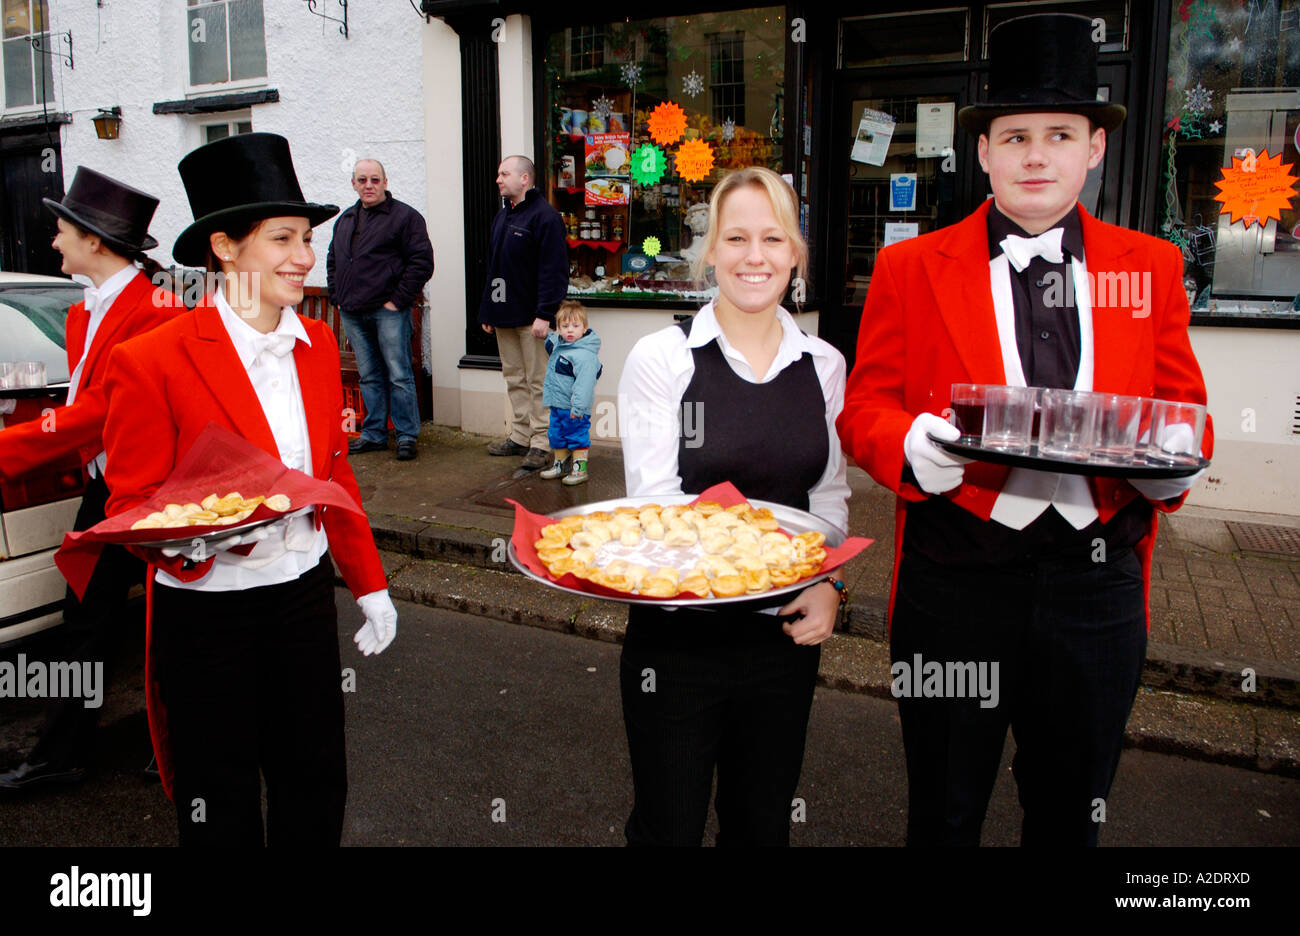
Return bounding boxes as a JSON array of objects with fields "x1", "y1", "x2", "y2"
[
  {"x1": 987, "y1": 202, "x2": 1084, "y2": 261},
  {"x1": 213, "y1": 289, "x2": 312, "y2": 370},
  {"x1": 358, "y1": 192, "x2": 393, "y2": 214},
  {"x1": 84, "y1": 263, "x2": 139, "y2": 317},
  {"x1": 689, "y1": 300, "x2": 827, "y2": 365}
]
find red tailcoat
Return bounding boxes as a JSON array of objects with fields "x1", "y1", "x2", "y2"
[
  {"x1": 101, "y1": 296, "x2": 387, "y2": 598},
  {"x1": 0, "y1": 271, "x2": 180, "y2": 479},
  {"x1": 836, "y1": 202, "x2": 1213, "y2": 621}
]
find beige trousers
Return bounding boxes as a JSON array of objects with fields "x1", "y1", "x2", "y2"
[{"x1": 495, "y1": 325, "x2": 549, "y2": 450}]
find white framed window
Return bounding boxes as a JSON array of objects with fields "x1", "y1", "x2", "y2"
[
  {"x1": 186, "y1": 0, "x2": 267, "y2": 93},
  {"x1": 2, "y1": 0, "x2": 54, "y2": 110},
  {"x1": 200, "y1": 114, "x2": 253, "y2": 144}
]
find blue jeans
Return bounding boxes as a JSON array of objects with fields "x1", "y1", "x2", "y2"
[{"x1": 339, "y1": 306, "x2": 420, "y2": 444}]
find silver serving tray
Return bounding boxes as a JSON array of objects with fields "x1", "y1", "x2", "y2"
[
  {"x1": 129, "y1": 514, "x2": 282, "y2": 549},
  {"x1": 508, "y1": 494, "x2": 847, "y2": 608}
]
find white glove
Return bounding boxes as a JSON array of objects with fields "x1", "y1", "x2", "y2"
[
  {"x1": 904, "y1": 412, "x2": 971, "y2": 494},
  {"x1": 160, "y1": 524, "x2": 272, "y2": 563},
  {"x1": 355, "y1": 590, "x2": 397, "y2": 656}
]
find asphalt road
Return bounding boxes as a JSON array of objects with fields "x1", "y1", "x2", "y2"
[{"x1": 1, "y1": 592, "x2": 1297, "y2": 847}]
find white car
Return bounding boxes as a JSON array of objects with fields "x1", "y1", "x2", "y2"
[{"x1": 0, "y1": 272, "x2": 87, "y2": 645}]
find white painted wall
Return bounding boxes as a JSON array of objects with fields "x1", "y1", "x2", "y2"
[
  {"x1": 41, "y1": 0, "x2": 428, "y2": 292},
  {"x1": 1186, "y1": 327, "x2": 1300, "y2": 515}
]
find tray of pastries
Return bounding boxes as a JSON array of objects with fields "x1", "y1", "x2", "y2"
[
  {"x1": 508, "y1": 494, "x2": 861, "y2": 607},
  {"x1": 128, "y1": 491, "x2": 294, "y2": 548}
]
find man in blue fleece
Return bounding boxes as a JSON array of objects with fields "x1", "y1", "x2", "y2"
[{"x1": 540, "y1": 301, "x2": 602, "y2": 486}]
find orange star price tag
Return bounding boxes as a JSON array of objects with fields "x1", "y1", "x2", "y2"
[
  {"x1": 1213, "y1": 149, "x2": 1299, "y2": 228},
  {"x1": 675, "y1": 138, "x2": 715, "y2": 183},
  {"x1": 647, "y1": 102, "x2": 688, "y2": 146}
]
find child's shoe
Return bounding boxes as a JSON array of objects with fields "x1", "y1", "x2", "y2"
[
  {"x1": 561, "y1": 458, "x2": 588, "y2": 486},
  {"x1": 540, "y1": 457, "x2": 569, "y2": 480}
]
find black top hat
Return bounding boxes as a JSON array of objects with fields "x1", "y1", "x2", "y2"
[
  {"x1": 43, "y1": 167, "x2": 159, "y2": 256},
  {"x1": 172, "y1": 132, "x2": 338, "y2": 267},
  {"x1": 957, "y1": 13, "x2": 1126, "y2": 136}
]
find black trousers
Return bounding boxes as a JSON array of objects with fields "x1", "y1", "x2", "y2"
[
  {"x1": 152, "y1": 558, "x2": 346, "y2": 847},
  {"x1": 30, "y1": 474, "x2": 145, "y2": 769},
  {"x1": 619, "y1": 605, "x2": 820, "y2": 846},
  {"x1": 890, "y1": 548, "x2": 1148, "y2": 846}
]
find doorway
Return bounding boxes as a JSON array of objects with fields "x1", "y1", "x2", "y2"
[{"x1": 0, "y1": 132, "x2": 64, "y2": 276}]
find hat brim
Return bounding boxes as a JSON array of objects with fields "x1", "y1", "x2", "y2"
[
  {"x1": 43, "y1": 198, "x2": 160, "y2": 255},
  {"x1": 957, "y1": 101, "x2": 1127, "y2": 136},
  {"x1": 172, "y1": 202, "x2": 340, "y2": 267}
]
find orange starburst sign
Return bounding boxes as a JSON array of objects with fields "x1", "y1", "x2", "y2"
[
  {"x1": 675, "y1": 138, "x2": 715, "y2": 183},
  {"x1": 647, "y1": 102, "x2": 688, "y2": 146},
  {"x1": 1213, "y1": 149, "x2": 1299, "y2": 228}
]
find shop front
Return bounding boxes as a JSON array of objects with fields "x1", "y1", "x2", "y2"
[{"x1": 423, "y1": 0, "x2": 1299, "y2": 513}]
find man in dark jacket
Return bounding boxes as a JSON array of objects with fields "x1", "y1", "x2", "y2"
[
  {"x1": 327, "y1": 159, "x2": 434, "y2": 461},
  {"x1": 477, "y1": 155, "x2": 570, "y2": 470}
]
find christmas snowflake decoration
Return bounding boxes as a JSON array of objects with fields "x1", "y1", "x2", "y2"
[
  {"x1": 674, "y1": 138, "x2": 716, "y2": 183},
  {"x1": 682, "y1": 71, "x2": 705, "y2": 98},
  {"x1": 629, "y1": 143, "x2": 668, "y2": 186},
  {"x1": 620, "y1": 63, "x2": 642, "y2": 87},
  {"x1": 591, "y1": 96, "x2": 614, "y2": 121},
  {"x1": 721, "y1": 117, "x2": 736, "y2": 142},
  {"x1": 1184, "y1": 82, "x2": 1213, "y2": 114},
  {"x1": 1209, "y1": 119, "x2": 1223, "y2": 135},
  {"x1": 642, "y1": 235, "x2": 662, "y2": 257}
]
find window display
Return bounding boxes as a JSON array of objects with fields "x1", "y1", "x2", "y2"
[
  {"x1": 1162, "y1": 0, "x2": 1300, "y2": 320},
  {"x1": 543, "y1": 9, "x2": 786, "y2": 302}
]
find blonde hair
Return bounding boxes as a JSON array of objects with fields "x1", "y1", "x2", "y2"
[
  {"x1": 555, "y1": 299, "x2": 588, "y2": 328},
  {"x1": 690, "y1": 167, "x2": 808, "y2": 289}
]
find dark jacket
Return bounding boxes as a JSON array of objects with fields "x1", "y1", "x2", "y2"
[
  {"x1": 327, "y1": 192, "x2": 434, "y2": 313},
  {"x1": 477, "y1": 188, "x2": 570, "y2": 328}
]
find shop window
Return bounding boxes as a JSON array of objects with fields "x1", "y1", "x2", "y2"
[
  {"x1": 839, "y1": 8, "x2": 969, "y2": 68},
  {"x1": 2, "y1": 0, "x2": 53, "y2": 110},
  {"x1": 186, "y1": 0, "x2": 267, "y2": 90},
  {"x1": 1162, "y1": 0, "x2": 1300, "y2": 320},
  {"x1": 544, "y1": 9, "x2": 786, "y2": 303},
  {"x1": 984, "y1": 1, "x2": 1129, "y2": 55}
]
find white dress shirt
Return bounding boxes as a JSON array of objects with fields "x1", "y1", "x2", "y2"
[
  {"x1": 987, "y1": 250, "x2": 1100, "y2": 530},
  {"x1": 618, "y1": 301, "x2": 851, "y2": 534},
  {"x1": 155, "y1": 292, "x2": 329, "y2": 591},
  {"x1": 69, "y1": 262, "x2": 139, "y2": 478}
]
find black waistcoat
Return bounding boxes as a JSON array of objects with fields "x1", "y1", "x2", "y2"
[{"x1": 674, "y1": 316, "x2": 829, "y2": 511}]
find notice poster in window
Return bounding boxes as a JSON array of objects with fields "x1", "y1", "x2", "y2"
[
  {"x1": 851, "y1": 108, "x2": 895, "y2": 166},
  {"x1": 915, "y1": 102, "x2": 954, "y2": 158},
  {"x1": 585, "y1": 133, "x2": 631, "y2": 177},
  {"x1": 585, "y1": 178, "x2": 629, "y2": 206},
  {"x1": 884, "y1": 222, "x2": 919, "y2": 246},
  {"x1": 890, "y1": 173, "x2": 917, "y2": 211}
]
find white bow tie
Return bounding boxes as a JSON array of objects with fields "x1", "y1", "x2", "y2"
[
  {"x1": 1000, "y1": 228, "x2": 1066, "y2": 272},
  {"x1": 250, "y1": 331, "x2": 297, "y2": 362},
  {"x1": 82, "y1": 286, "x2": 104, "y2": 315}
]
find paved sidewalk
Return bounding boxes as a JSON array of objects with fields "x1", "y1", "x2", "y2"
[{"x1": 349, "y1": 423, "x2": 1300, "y2": 707}]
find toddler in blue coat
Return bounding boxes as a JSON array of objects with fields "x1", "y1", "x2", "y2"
[{"x1": 541, "y1": 300, "x2": 602, "y2": 485}]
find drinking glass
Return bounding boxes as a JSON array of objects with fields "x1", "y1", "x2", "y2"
[
  {"x1": 14, "y1": 361, "x2": 45, "y2": 388},
  {"x1": 949, "y1": 383, "x2": 988, "y2": 440},
  {"x1": 0, "y1": 362, "x2": 15, "y2": 390},
  {"x1": 1091, "y1": 393, "x2": 1144, "y2": 463},
  {"x1": 982, "y1": 386, "x2": 1036, "y2": 453},
  {"x1": 1147, "y1": 400, "x2": 1208, "y2": 465},
  {"x1": 1039, "y1": 388, "x2": 1098, "y2": 459}
]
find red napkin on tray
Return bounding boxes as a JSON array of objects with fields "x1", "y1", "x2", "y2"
[
  {"x1": 508, "y1": 481, "x2": 873, "y2": 602},
  {"x1": 55, "y1": 422, "x2": 365, "y2": 599}
]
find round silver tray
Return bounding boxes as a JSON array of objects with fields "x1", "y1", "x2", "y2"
[
  {"x1": 508, "y1": 494, "x2": 847, "y2": 608},
  {"x1": 129, "y1": 514, "x2": 282, "y2": 549}
]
